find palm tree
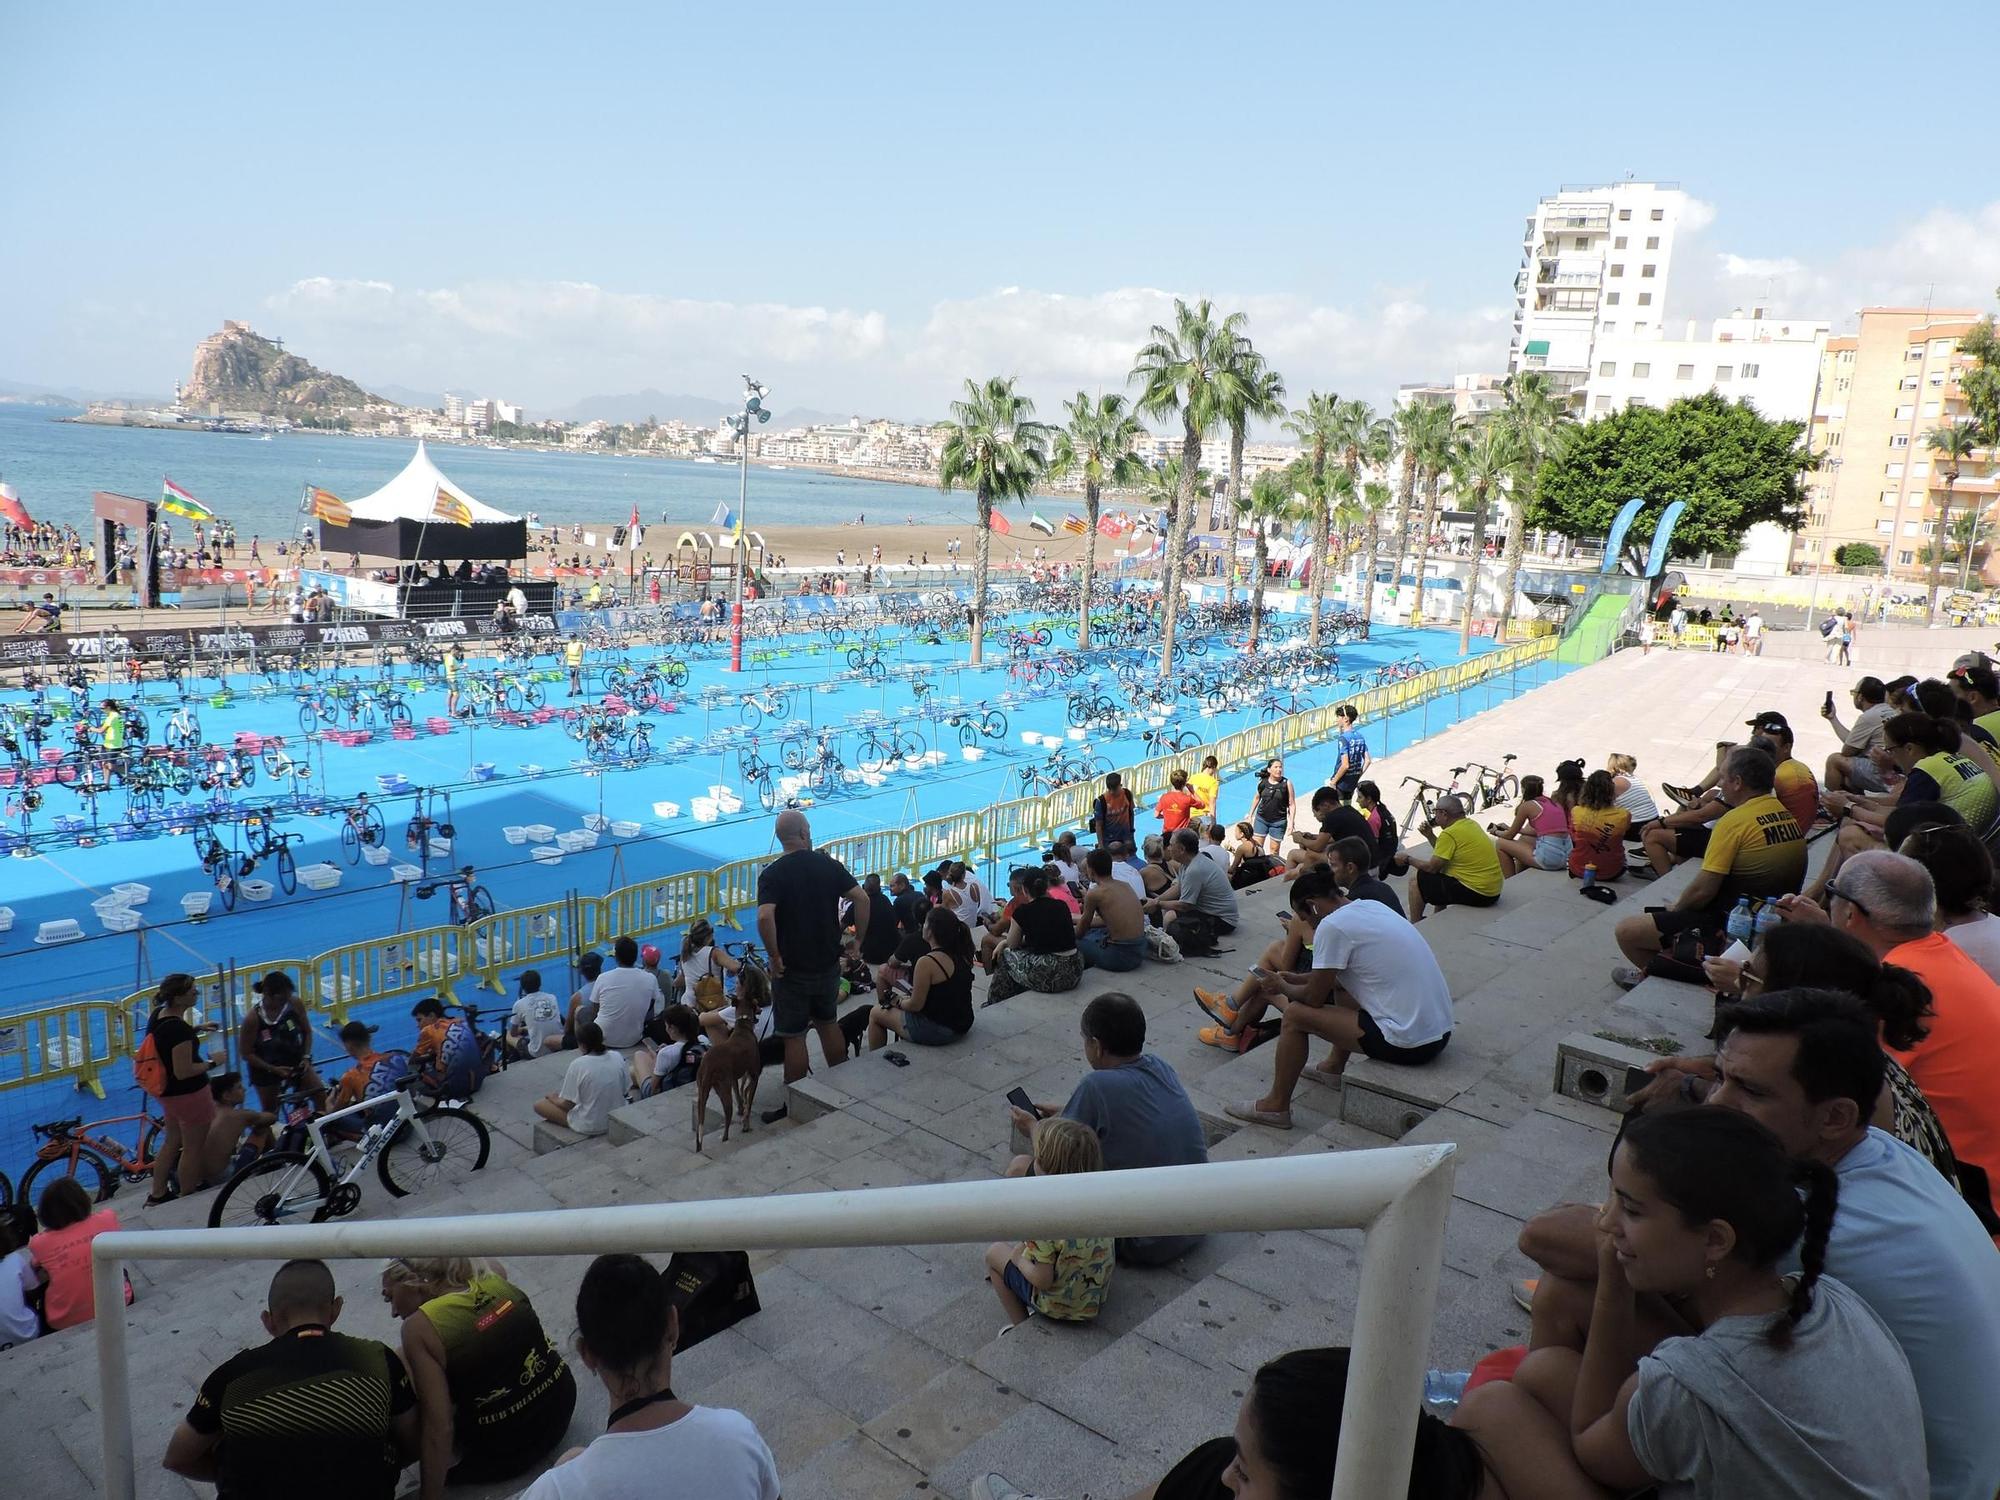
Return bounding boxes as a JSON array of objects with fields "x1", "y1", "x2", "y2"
[
  {"x1": 1331, "y1": 399, "x2": 1389, "y2": 637},
  {"x1": 1221, "y1": 354, "x2": 1287, "y2": 534},
  {"x1": 1928, "y1": 419, "x2": 1983, "y2": 606},
  {"x1": 1358, "y1": 480, "x2": 1393, "y2": 622},
  {"x1": 1450, "y1": 418, "x2": 1524, "y2": 654},
  {"x1": 1131, "y1": 298, "x2": 1247, "y2": 676},
  {"x1": 1389, "y1": 401, "x2": 1429, "y2": 583},
  {"x1": 1401, "y1": 402, "x2": 1457, "y2": 621},
  {"x1": 1236, "y1": 465, "x2": 1302, "y2": 649},
  {"x1": 1048, "y1": 392, "x2": 1147, "y2": 649},
  {"x1": 1492, "y1": 374, "x2": 1570, "y2": 642},
  {"x1": 1284, "y1": 392, "x2": 1342, "y2": 646},
  {"x1": 936, "y1": 376, "x2": 1051, "y2": 665}
]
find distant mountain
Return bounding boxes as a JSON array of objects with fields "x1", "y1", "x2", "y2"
[
  {"x1": 182, "y1": 321, "x2": 388, "y2": 413},
  {"x1": 550, "y1": 389, "x2": 853, "y2": 430},
  {"x1": 0, "y1": 376, "x2": 165, "y2": 405},
  {"x1": 373, "y1": 383, "x2": 446, "y2": 411}
]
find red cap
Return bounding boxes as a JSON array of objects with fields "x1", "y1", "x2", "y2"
[{"x1": 640, "y1": 943, "x2": 661, "y2": 964}]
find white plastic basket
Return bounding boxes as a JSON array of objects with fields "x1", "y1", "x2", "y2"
[
  {"x1": 715, "y1": 794, "x2": 744, "y2": 815},
  {"x1": 181, "y1": 891, "x2": 212, "y2": 922},
  {"x1": 91, "y1": 894, "x2": 132, "y2": 917},
  {"x1": 388, "y1": 864, "x2": 422, "y2": 884},
  {"x1": 297, "y1": 863, "x2": 342, "y2": 891},
  {"x1": 555, "y1": 831, "x2": 590, "y2": 853},
  {"x1": 362, "y1": 844, "x2": 392, "y2": 866},
  {"x1": 0, "y1": 906, "x2": 13, "y2": 933},
  {"x1": 691, "y1": 798, "x2": 718, "y2": 823},
  {"x1": 102, "y1": 907, "x2": 143, "y2": 933},
  {"x1": 238, "y1": 879, "x2": 275, "y2": 902},
  {"x1": 428, "y1": 838, "x2": 452, "y2": 859},
  {"x1": 530, "y1": 845, "x2": 563, "y2": 865},
  {"x1": 112, "y1": 882, "x2": 152, "y2": 906},
  {"x1": 1066, "y1": 727, "x2": 1087, "y2": 741},
  {"x1": 609, "y1": 819, "x2": 642, "y2": 838},
  {"x1": 502, "y1": 826, "x2": 529, "y2": 845},
  {"x1": 523, "y1": 823, "x2": 556, "y2": 843},
  {"x1": 652, "y1": 800, "x2": 681, "y2": 820},
  {"x1": 583, "y1": 814, "x2": 609, "y2": 832},
  {"x1": 961, "y1": 746, "x2": 986, "y2": 761}
]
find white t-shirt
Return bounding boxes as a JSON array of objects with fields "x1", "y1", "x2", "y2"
[
  {"x1": 1312, "y1": 900, "x2": 1454, "y2": 1047},
  {"x1": 589, "y1": 966, "x2": 659, "y2": 1049},
  {"x1": 509, "y1": 992, "x2": 564, "y2": 1057},
  {"x1": 0, "y1": 1247, "x2": 38, "y2": 1344},
  {"x1": 1943, "y1": 912, "x2": 2000, "y2": 984},
  {"x1": 1111, "y1": 863, "x2": 1148, "y2": 902},
  {"x1": 520, "y1": 1404, "x2": 779, "y2": 1500},
  {"x1": 558, "y1": 1051, "x2": 628, "y2": 1136},
  {"x1": 714, "y1": 1003, "x2": 775, "y2": 1042},
  {"x1": 1196, "y1": 842, "x2": 1231, "y2": 871}
]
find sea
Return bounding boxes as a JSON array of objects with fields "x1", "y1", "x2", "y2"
[{"x1": 0, "y1": 402, "x2": 979, "y2": 540}]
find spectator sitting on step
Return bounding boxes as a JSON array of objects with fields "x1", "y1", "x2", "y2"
[
  {"x1": 984, "y1": 1117, "x2": 1113, "y2": 1328},
  {"x1": 1135, "y1": 834, "x2": 1176, "y2": 904},
  {"x1": 506, "y1": 969, "x2": 565, "y2": 1060},
  {"x1": 577, "y1": 936, "x2": 660, "y2": 1053},
  {"x1": 1220, "y1": 867, "x2": 1454, "y2": 1128},
  {"x1": 1143, "y1": 827, "x2": 1241, "y2": 947},
  {"x1": 699, "y1": 963, "x2": 782, "y2": 1068},
  {"x1": 1392, "y1": 795, "x2": 1502, "y2": 922},
  {"x1": 1822, "y1": 675, "x2": 1897, "y2": 793},
  {"x1": 1516, "y1": 987, "x2": 2000, "y2": 1500},
  {"x1": 1281, "y1": 785, "x2": 1372, "y2": 877},
  {"x1": 867, "y1": 908, "x2": 976, "y2": 1050},
  {"x1": 634, "y1": 1005, "x2": 706, "y2": 1099},
  {"x1": 986, "y1": 866, "x2": 1083, "y2": 1001},
  {"x1": 1460, "y1": 1107, "x2": 1930, "y2": 1500},
  {"x1": 1004, "y1": 993, "x2": 1208, "y2": 1264},
  {"x1": 1612, "y1": 746, "x2": 1804, "y2": 989},
  {"x1": 1887, "y1": 803, "x2": 2000, "y2": 982},
  {"x1": 518, "y1": 1254, "x2": 778, "y2": 1500},
  {"x1": 1605, "y1": 752, "x2": 1662, "y2": 841},
  {"x1": 562, "y1": 952, "x2": 604, "y2": 1048},
  {"x1": 165, "y1": 1260, "x2": 419, "y2": 1498},
  {"x1": 1814, "y1": 711, "x2": 2000, "y2": 902},
  {"x1": 972, "y1": 1345, "x2": 1489, "y2": 1500},
  {"x1": 534, "y1": 1022, "x2": 626, "y2": 1137},
  {"x1": 201, "y1": 1071, "x2": 277, "y2": 1184},
  {"x1": 1489, "y1": 773, "x2": 1573, "y2": 879},
  {"x1": 1637, "y1": 776, "x2": 1729, "y2": 879},
  {"x1": 1568, "y1": 770, "x2": 1633, "y2": 879},
  {"x1": 1074, "y1": 848, "x2": 1146, "y2": 972},
  {"x1": 1353, "y1": 779, "x2": 1401, "y2": 879}
]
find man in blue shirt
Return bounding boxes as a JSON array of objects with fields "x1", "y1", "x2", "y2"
[
  {"x1": 1328, "y1": 704, "x2": 1369, "y2": 803},
  {"x1": 1520, "y1": 988, "x2": 2000, "y2": 1500},
  {"x1": 1006, "y1": 992, "x2": 1208, "y2": 1264}
]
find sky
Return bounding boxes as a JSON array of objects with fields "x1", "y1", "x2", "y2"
[{"x1": 4, "y1": 1, "x2": 1999, "y2": 425}]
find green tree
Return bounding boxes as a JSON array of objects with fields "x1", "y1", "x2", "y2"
[
  {"x1": 1358, "y1": 479, "x2": 1392, "y2": 621},
  {"x1": 1492, "y1": 374, "x2": 1571, "y2": 641},
  {"x1": 1235, "y1": 465, "x2": 1302, "y2": 649},
  {"x1": 1131, "y1": 299, "x2": 1247, "y2": 676},
  {"x1": 1927, "y1": 419, "x2": 1983, "y2": 604},
  {"x1": 1450, "y1": 418, "x2": 1524, "y2": 654},
  {"x1": 1220, "y1": 352, "x2": 1287, "y2": 544},
  {"x1": 936, "y1": 376, "x2": 1051, "y2": 665},
  {"x1": 1283, "y1": 392, "x2": 1341, "y2": 646},
  {"x1": 1400, "y1": 403, "x2": 1457, "y2": 621},
  {"x1": 1833, "y1": 542, "x2": 1881, "y2": 569},
  {"x1": 1532, "y1": 391, "x2": 1809, "y2": 566},
  {"x1": 1048, "y1": 391, "x2": 1147, "y2": 650}
]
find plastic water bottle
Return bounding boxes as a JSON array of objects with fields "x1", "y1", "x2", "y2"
[
  {"x1": 1581, "y1": 864, "x2": 1596, "y2": 889},
  {"x1": 1423, "y1": 1369, "x2": 1471, "y2": 1412},
  {"x1": 1753, "y1": 902, "x2": 1783, "y2": 949},
  {"x1": 1725, "y1": 897, "x2": 1755, "y2": 950}
]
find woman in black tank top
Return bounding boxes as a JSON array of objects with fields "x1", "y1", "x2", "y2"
[{"x1": 866, "y1": 909, "x2": 974, "y2": 1048}]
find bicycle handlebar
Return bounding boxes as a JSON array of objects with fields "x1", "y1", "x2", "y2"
[{"x1": 33, "y1": 1116, "x2": 84, "y2": 1136}]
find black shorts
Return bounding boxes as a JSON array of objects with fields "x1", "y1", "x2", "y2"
[
  {"x1": 1415, "y1": 870, "x2": 1500, "y2": 910},
  {"x1": 1356, "y1": 1011, "x2": 1450, "y2": 1065},
  {"x1": 1674, "y1": 826, "x2": 1712, "y2": 858},
  {"x1": 1650, "y1": 905, "x2": 1726, "y2": 940}
]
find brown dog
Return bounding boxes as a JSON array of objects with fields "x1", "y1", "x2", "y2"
[{"x1": 693, "y1": 1005, "x2": 761, "y2": 1151}]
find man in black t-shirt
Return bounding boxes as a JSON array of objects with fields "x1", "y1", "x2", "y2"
[
  {"x1": 756, "y1": 809, "x2": 869, "y2": 1120},
  {"x1": 166, "y1": 1259, "x2": 418, "y2": 1500},
  {"x1": 858, "y1": 872, "x2": 902, "y2": 969},
  {"x1": 888, "y1": 870, "x2": 930, "y2": 937},
  {"x1": 1282, "y1": 786, "x2": 1373, "y2": 877}
]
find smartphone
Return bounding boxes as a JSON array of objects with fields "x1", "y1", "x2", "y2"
[
  {"x1": 1623, "y1": 1065, "x2": 1654, "y2": 1096},
  {"x1": 1005, "y1": 1086, "x2": 1036, "y2": 1114},
  {"x1": 884, "y1": 1050, "x2": 911, "y2": 1068},
  {"x1": 1249, "y1": 964, "x2": 1270, "y2": 978},
  {"x1": 1824, "y1": 690, "x2": 1835, "y2": 716}
]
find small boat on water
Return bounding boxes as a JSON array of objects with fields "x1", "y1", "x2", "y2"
[{"x1": 693, "y1": 456, "x2": 720, "y2": 465}]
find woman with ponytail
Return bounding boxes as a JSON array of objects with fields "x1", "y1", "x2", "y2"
[
  {"x1": 1815, "y1": 708, "x2": 1999, "y2": 900},
  {"x1": 1458, "y1": 1107, "x2": 1926, "y2": 1500}
]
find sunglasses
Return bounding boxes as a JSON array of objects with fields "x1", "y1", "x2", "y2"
[{"x1": 1822, "y1": 881, "x2": 1870, "y2": 919}]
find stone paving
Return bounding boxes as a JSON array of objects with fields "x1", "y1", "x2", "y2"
[{"x1": 0, "y1": 643, "x2": 1882, "y2": 1500}]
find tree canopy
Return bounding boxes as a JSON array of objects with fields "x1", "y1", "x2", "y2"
[{"x1": 1530, "y1": 391, "x2": 1809, "y2": 559}]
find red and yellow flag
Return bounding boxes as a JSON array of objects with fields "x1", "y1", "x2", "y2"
[
  {"x1": 431, "y1": 485, "x2": 473, "y2": 527},
  {"x1": 309, "y1": 487, "x2": 352, "y2": 525}
]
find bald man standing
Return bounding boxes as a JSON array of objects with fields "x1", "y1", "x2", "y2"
[{"x1": 756, "y1": 810, "x2": 868, "y2": 1121}]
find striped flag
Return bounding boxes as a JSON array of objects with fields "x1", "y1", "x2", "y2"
[
  {"x1": 989, "y1": 511, "x2": 1012, "y2": 536},
  {"x1": 0, "y1": 481, "x2": 31, "y2": 529},
  {"x1": 1061, "y1": 515, "x2": 1089, "y2": 536},
  {"x1": 1028, "y1": 513, "x2": 1055, "y2": 537},
  {"x1": 309, "y1": 487, "x2": 351, "y2": 525},
  {"x1": 431, "y1": 485, "x2": 473, "y2": 526},
  {"x1": 710, "y1": 501, "x2": 740, "y2": 540},
  {"x1": 160, "y1": 478, "x2": 216, "y2": 522}
]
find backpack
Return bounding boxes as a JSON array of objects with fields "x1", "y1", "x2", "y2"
[
  {"x1": 1143, "y1": 926, "x2": 1183, "y2": 963},
  {"x1": 1819, "y1": 616, "x2": 1837, "y2": 637},
  {"x1": 134, "y1": 1031, "x2": 167, "y2": 1098},
  {"x1": 1173, "y1": 909, "x2": 1222, "y2": 958}
]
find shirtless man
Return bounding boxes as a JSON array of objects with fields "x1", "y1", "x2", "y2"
[{"x1": 1074, "y1": 848, "x2": 1145, "y2": 972}]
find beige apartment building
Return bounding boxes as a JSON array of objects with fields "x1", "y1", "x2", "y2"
[{"x1": 1796, "y1": 307, "x2": 1996, "y2": 586}]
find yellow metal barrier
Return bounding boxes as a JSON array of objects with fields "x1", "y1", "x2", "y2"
[{"x1": 4, "y1": 634, "x2": 1562, "y2": 1099}]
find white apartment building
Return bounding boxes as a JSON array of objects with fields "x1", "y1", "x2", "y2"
[
  {"x1": 1397, "y1": 374, "x2": 1507, "y2": 421},
  {"x1": 1586, "y1": 311, "x2": 1827, "y2": 420},
  {"x1": 443, "y1": 393, "x2": 465, "y2": 424},
  {"x1": 1509, "y1": 181, "x2": 1690, "y2": 402}
]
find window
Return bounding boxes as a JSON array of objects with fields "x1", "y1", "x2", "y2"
[
  {"x1": 1631, "y1": 321, "x2": 1647, "y2": 333},
  {"x1": 1598, "y1": 360, "x2": 1617, "y2": 376},
  {"x1": 1901, "y1": 375, "x2": 1921, "y2": 390},
  {"x1": 1922, "y1": 401, "x2": 1940, "y2": 417},
  {"x1": 1609, "y1": 263, "x2": 1625, "y2": 277},
  {"x1": 1619, "y1": 208, "x2": 1632, "y2": 221},
  {"x1": 1930, "y1": 372, "x2": 1947, "y2": 386},
  {"x1": 1574, "y1": 236, "x2": 1588, "y2": 249},
  {"x1": 1614, "y1": 236, "x2": 1628, "y2": 249},
  {"x1": 1740, "y1": 362, "x2": 1760, "y2": 378},
  {"x1": 1593, "y1": 395, "x2": 1611, "y2": 412},
  {"x1": 1877, "y1": 519, "x2": 1896, "y2": 534},
  {"x1": 1891, "y1": 434, "x2": 1911, "y2": 448},
  {"x1": 1904, "y1": 520, "x2": 1923, "y2": 536},
  {"x1": 1715, "y1": 366, "x2": 1733, "y2": 381},
  {"x1": 1932, "y1": 339, "x2": 1955, "y2": 354},
  {"x1": 1650, "y1": 208, "x2": 1664, "y2": 220},
  {"x1": 1911, "y1": 461, "x2": 1930, "y2": 477},
  {"x1": 1882, "y1": 490, "x2": 1901, "y2": 505},
  {"x1": 1899, "y1": 550, "x2": 1915, "y2": 565},
  {"x1": 1922, "y1": 520, "x2": 1938, "y2": 537},
  {"x1": 1637, "y1": 292, "x2": 1653, "y2": 306},
  {"x1": 1895, "y1": 404, "x2": 1915, "y2": 420},
  {"x1": 1676, "y1": 363, "x2": 1695, "y2": 379},
  {"x1": 1906, "y1": 347, "x2": 1926, "y2": 361},
  {"x1": 1605, "y1": 292, "x2": 1621, "y2": 305},
  {"x1": 1887, "y1": 463, "x2": 1904, "y2": 478},
  {"x1": 1641, "y1": 264, "x2": 1657, "y2": 278},
  {"x1": 1632, "y1": 362, "x2": 1651, "y2": 378},
  {"x1": 1645, "y1": 235, "x2": 1660, "y2": 250}
]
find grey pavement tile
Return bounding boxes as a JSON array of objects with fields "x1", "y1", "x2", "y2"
[
  {"x1": 928, "y1": 1401, "x2": 1120, "y2": 1500},
  {"x1": 1043, "y1": 1335, "x2": 1219, "y2": 1446},
  {"x1": 969, "y1": 1308, "x2": 1120, "y2": 1402},
  {"x1": 1128, "y1": 1273, "x2": 1286, "y2": 1372},
  {"x1": 1216, "y1": 1229, "x2": 1363, "y2": 1327},
  {"x1": 861, "y1": 1361, "x2": 1032, "y2": 1478},
  {"x1": 779, "y1": 1432, "x2": 926, "y2": 1500},
  {"x1": 1440, "y1": 1196, "x2": 1532, "y2": 1281},
  {"x1": 905, "y1": 1282, "x2": 1021, "y2": 1361},
  {"x1": 923, "y1": 1095, "x2": 1019, "y2": 1155},
  {"x1": 695, "y1": 1359, "x2": 861, "y2": 1474}
]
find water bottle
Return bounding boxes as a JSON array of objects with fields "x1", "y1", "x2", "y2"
[
  {"x1": 1581, "y1": 864, "x2": 1596, "y2": 889},
  {"x1": 1423, "y1": 1369, "x2": 1471, "y2": 1412},
  {"x1": 1725, "y1": 897, "x2": 1755, "y2": 950},
  {"x1": 1753, "y1": 901, "x2": 1783, "y2": 949}
]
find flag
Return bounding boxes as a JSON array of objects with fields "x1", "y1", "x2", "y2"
[
  {"x1": 710, "y1": 502, "x2": 739, "y2": 536},
  {"x1": 160, "y1": 478, "x2": 216, "y2": 522},
  {"x1": 1028, "y1": 513, "x2": 1055, "y2": 537},
  {"x1": 309, "y1": 487, "x2": 351, "y2": 525},
  {"x1": 0, "y1": 481, "x2": 30, "y2": 529},
  {"x1": 431, "y1": 485, "x2": 472, "y2": 526},
  {"x1": 989, "y1": 511, "x2": 1012, "y2": 536},
  {"x1": 1098, "y1": 512, "x2": 1129, "y2": 538},
  {"x1": 1061, "y1": 515, "x2": 1089, "y2": 536},
  {"x1": 628, "y1": 504, "x2": 643, "y2": 549}
]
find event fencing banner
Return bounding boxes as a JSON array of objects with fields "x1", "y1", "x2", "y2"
[
  {"x1": 0, "y1": 613, "x2": 565, "y2": 669},
  {"x1": 299, "y1": 569, "x2": 402, "y2": 617}
]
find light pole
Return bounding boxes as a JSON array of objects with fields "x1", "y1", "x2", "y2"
[{"x1": 726, "y1": 376, "x2": 770, "y2": 673}]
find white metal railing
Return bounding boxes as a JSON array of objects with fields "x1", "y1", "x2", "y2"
[{"x1": 92, "y1": 1146, "x2": 1455, "y2": 1500}]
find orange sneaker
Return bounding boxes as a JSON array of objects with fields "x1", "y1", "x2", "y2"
[
  {"x1": 1198, "y1": 1024, "x2": 1245, "y2": 1051},
  {"x1": 1193, "y1": 988, "x2": 1238, "y2": 1028}
]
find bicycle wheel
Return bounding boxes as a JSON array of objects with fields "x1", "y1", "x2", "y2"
[
  {"x1": 740, "y1": 700, "x2": 764, "y2": 730},
  {"x1": 376, "y1": 1105, "x2": 490, "y2": 1198},
  {"x1": 20, "y1": 1146, "x2": 116, "y2": 1205},
  {"x1": 521, "y1": 681, "x2": 545, "y2": 710},
  {"x1": 1493, "y1": 774, "x2": 1520, "y2": 805},
  {"x1": 214, "y1": 865, "x2": 237, "y2": 912},
  {"x1": 500, "y1": 684, "x2": 523, "y2": 714},
  {"x1": 340, "y1": 819, "x2": 361, "y2": 864},
  {"x1": 983, "y1": 709, "x2": 1008, "y2": 739},
  {"x1": 208, "y1": 1151, "x2": 333, "y2": 1228},
  {"x1": 662, "y1": 660, "x2": 688, "y2": 688},
  {"x1": 627, "y1": 726, "x2": 652, "y2": 760},
  {"x1": 275, "y1": 844, "x2": 297, "y2": 895},
  {"x1": 136, "y1": 1117, "x2": 168, "y2": 1182},
  {"x1": 781, "y1": 735, "x2": 810, "y2": 772},
  {"x1": 466, "y1": 886, "x2": 495, "y2": 921},
  {"x1": 387, "y1": 697, "x2": 413, "y2": 726},
  {"x1": 755, "y1": 774, "x2": 776, "y2": 811},
  {"x1": 297, "y1": 701, "x2": 319, "y2": 736}
]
